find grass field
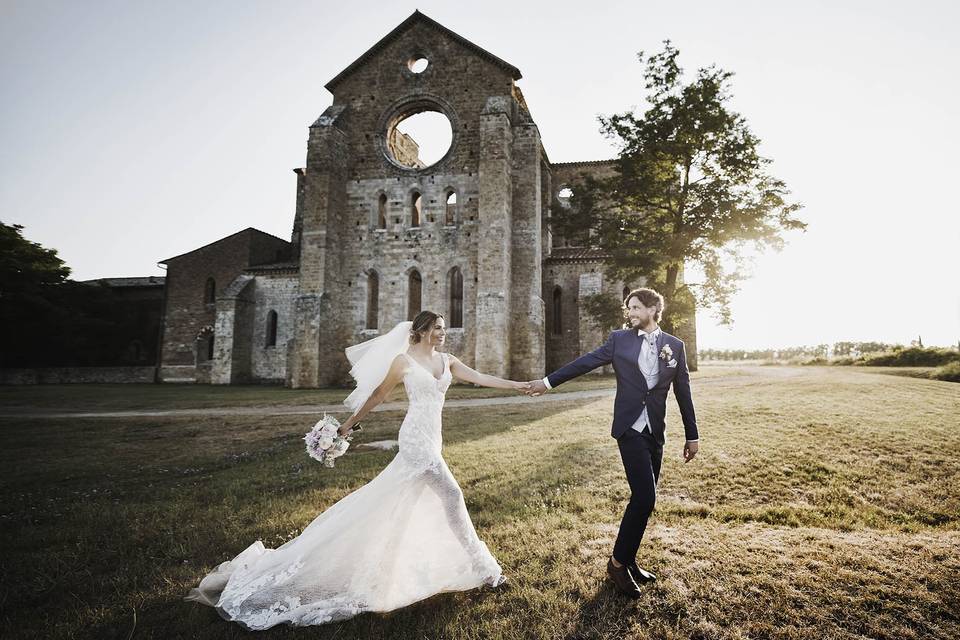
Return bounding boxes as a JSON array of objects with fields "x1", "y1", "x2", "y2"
[
  {"x1": 0, "y1": 372, "x2": 632, "y2": 414},
  {"x1": 1, "y1": 366, "x2": 958, "y2": 639}
]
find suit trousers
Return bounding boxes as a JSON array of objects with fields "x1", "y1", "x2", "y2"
[{"x1": 612, "y1": 426, "x2": 663, "y2": 565}]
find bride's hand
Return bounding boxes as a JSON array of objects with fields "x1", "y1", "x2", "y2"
[
  {"x1": 510, "y1": 380, "x2": 531, "y2": 393},
  {"x1": 338, "y1": 419, "x2": 354, "y2": 436}
]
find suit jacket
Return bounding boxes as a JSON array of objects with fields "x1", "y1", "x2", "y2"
[{"x1": 546, "y1": 328, "x2": 698, "y2": 444}]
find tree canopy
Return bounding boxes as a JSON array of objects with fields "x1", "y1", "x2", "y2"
[
  {"x1": 0, "y1": 222, "x2": 71, "y2": 295},
  {"x1": 0, "y1": 222, "x2": 157, "y2": 367},
  {"x1": 552, "y1": 42, "x2": 806, "y2": 331}
]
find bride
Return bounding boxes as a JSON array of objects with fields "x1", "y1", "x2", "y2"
[{"x1": 185, "y1": 311, "x2": 529, "y2": 630}]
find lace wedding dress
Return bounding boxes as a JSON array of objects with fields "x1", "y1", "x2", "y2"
[{"x1": 184, "y1": 351, "x2": 504, "y2": 630}]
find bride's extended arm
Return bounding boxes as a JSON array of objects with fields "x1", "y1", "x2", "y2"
[
  {"x1": 448, "y1": 354, "x2": 529, "y2": 391},
  {"x1": 339, "y1": 355, "x2": 408, "y2": 434}
]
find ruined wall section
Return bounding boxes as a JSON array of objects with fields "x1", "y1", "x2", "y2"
[
  {"x1": 508, "y1": 105, "x2": 545, "y2": 380},
  {"x1": 328, "y1": 20, "x2": 517, "y2": 185},
  {"x1": 212, "y1": 275, "x2": 255, "y2": 384},
  {"x1": 289, "y1": 107, "x2": 352, "y2": 388},
  {"x1": 343, "y1": 174, "x2": 480, "y2": 367},
  {"x1": 159, "y1": 230, "x2": 291, "y2": 383},
  {"x1": 248, "y1": 269, "x2": 299, "y2": 383},
  {"x1": 309, "y1": 20, "x2": 525, "y2": 382}
]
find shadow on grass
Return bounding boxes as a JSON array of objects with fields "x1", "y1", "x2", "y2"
[{"x1": 1, "y1": 397, "x2": 621, "y2": 640}]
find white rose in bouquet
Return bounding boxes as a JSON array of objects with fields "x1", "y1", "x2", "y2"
[{"x1": 304, "y1": 414, "x2": 361, "y2": 469}]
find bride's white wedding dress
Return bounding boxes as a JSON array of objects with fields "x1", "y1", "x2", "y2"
[{"x1": 184, "y1": 351, "x2": 504, "y2": 630}]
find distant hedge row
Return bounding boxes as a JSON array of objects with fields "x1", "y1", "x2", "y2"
[
  {"x1": 838, "y1": 346, "x2": 960, "y2": 367},
  {"x1": 931, "y1": 361, "x2": 960, "y2": 382},
  {"x1": 793, "y1": 346, "x2": 960, "y2": 381}
]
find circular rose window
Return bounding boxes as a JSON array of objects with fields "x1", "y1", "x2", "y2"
[{"x1": 385, "y1": 107, "x2": 453, "y2": 170}]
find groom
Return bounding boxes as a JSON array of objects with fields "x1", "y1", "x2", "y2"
[{"x1": 526, "y1": 287, "x2": 699, "y2": 598}]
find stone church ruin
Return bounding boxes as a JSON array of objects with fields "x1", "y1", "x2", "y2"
[{"x1": 156, "y1": 11, "x2": 697, "y2": 387}]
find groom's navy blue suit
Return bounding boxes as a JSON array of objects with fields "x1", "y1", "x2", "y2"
[{"x1": 546, "y1": 327, "x2": 698, "y2": 565}]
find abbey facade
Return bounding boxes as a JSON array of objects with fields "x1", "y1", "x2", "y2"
[{"x1": 157, "y1": 11, "x2": 697, "y2": 387}]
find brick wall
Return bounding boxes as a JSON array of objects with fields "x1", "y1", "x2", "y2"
[{"x1": 159, "y1": 229, "x2": 292, "y2": 382}]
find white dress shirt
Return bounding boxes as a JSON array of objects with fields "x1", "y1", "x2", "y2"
[
  {"x1": 542, "y1": 325, "x2": 699, "y2": 443},
  {"x1": 629, "y1": 326, "x2": 661, "y2": 434}
]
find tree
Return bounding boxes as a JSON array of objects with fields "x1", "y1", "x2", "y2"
[
  {"x1": 0, "y1": 222, "x2": 71, "y2": 294},
  {"x1": 0, "y1": 222, "x2": 136, "y2": 367},
  {"x1": 552, "y1": 42, "x2": 806, "y2": 331}
]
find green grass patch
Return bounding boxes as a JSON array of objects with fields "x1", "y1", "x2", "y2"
[{"x1": 2, "y1": 365, "x2": 958, "y2": 639}]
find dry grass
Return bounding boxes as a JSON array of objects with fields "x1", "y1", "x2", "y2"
[{"x1": 1, "y1": 365, "x2": 957, "y2": 639}]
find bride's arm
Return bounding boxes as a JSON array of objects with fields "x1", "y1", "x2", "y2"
[
  {"x1": 448, "y1": 354, "x2": 528, "y2": 391},
  {"x1": 338, "y1": 355, "x2": 408, "y2": 434}
]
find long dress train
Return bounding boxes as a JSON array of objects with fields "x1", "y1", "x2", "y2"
[{"x1": 184, "y1": 351, "x2": 503, "y2": 630}]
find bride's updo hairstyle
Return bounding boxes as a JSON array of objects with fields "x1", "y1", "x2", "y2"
[{"x1": 410, "y1": 310, "x2": 444, "y2": 344}]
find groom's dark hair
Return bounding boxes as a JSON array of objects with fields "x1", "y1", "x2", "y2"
[
  {"x1": 410, "y1": 310, "x2": 444, "y2": 344},
  {"x1": 624, "y1": 288, "x2": 665, "y2": 322}
]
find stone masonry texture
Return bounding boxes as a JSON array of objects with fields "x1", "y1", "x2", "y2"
[{"x1": 156, "y1": 11, "x2": 698, "y2": 387}]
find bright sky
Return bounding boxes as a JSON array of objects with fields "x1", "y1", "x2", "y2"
[{"x1": 2, "y1": 1, "x2": 957, "y2": 350}]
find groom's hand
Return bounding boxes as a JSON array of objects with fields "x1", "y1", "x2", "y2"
[
  {"x1": 525, "y1": 380, "x2": 547, "y2": 396},
  {"x1": 683, "y1": 440, "x2": 699, "y2": 463}
]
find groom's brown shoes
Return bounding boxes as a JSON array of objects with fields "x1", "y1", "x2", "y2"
[
  {"x1": 606, "y1": 558, "x2": 641, "y2": 598},
  {"x1": 627, "y1": 562, "x2": 657, "y2": 584}
]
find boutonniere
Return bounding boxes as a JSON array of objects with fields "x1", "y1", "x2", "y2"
[{"x1": 659, "y1": 344, "x2": 678, "y2": 368}]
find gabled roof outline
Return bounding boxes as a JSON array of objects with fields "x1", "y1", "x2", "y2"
[
  {"x1": 159, "y1": 227, "x2": 291, "y2": 264},
  {"x1": 325, "y1": 10, "x2": 522, "y2": 92}
]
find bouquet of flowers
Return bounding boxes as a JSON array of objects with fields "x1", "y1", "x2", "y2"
[{"x1": 304, "y1": 414, "x2": 361, "y2": 468}]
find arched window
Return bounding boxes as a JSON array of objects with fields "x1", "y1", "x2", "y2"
[
  {"x1": 408, "y1": 270, "x2": 422, "y2": 320},
  {"x1": 265, "y1": 310, "x2": 278, "y2": 347},
  {"x1": 411, "y1": 191, "x2": 422, "y2": 227},
  {"x1": 377, "y1": 194, "x2": 387, "y2": 229},
  {"x1": 366, "y1": 271, "x2": 379, "y2": 329},
  {"x1": 445, "y1": 190, "x2": 457, "y2": 225},
  {"x1": 552, "y1": 286, "x2": 563, "y2": 336},
  {"x1": 449, "y1": 267, "x2": 463, "y2": 328},
  {"x1": 196, "y1": 327, "x2": 215, "y2": 363},
  {"x1": 197, "y1": 334, "x2": 215, "y2": 361},
  {"x1": 204, "y1": 277, "x2": 216, "y2": 304}
]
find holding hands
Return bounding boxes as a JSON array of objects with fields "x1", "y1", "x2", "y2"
[
  {"x1": 524, "y1": 380, "x2": 547, "y2": 397},
  {"x1": 505, "y1": 380, "x2": 547, "y2": 396}
]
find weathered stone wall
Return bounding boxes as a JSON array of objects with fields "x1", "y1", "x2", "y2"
[
  {"x1": 544, "y1": 259, "x2": 597, "y2": 372},
  {"x1": 156, "y1": 14, "x2": 700, "y2": 386},
  {"x1": 328, "y1": 20, "x2": 516, "y2": 186},
  {"x1": 159, "y1": 229, "x2": 292, "y2": 383},
  {"x1": 212, "y1": 275, "x2": 255, "y2": 384},
  {"x1": 546, "y1": 160, "x2": 618, "y2": 249},
  {"x1": 474, "y1": 97, "x2": 514, "y2": 379},
  {"x1": 341, "y1": 174, "x2": 480, "y2": 366},
  {"x1": 296, "y1": 17, "x2": 543, "y2": 385},
  {"x1": 289, "y1": 111, "x2": 353, "y2": 388},
  {"x1": 508, "y1": 110, "x2": 545, "y2": 381},
  {"x1": 249, "y1": 271, "x2": 299, "y2": 382}
]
